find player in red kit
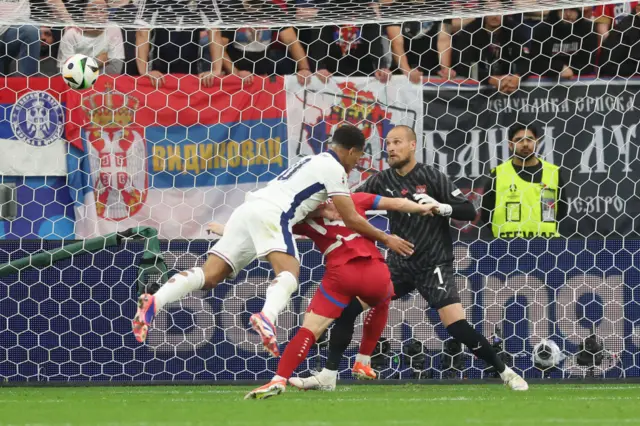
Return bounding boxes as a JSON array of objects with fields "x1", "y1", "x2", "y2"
[{"x1": 219, "y1": 192, "x2": 437, "y2": 399}]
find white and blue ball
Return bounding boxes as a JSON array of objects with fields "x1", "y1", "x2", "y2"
[{"x1": 62, "y1": 54, "x2": 99, "y2": 90}]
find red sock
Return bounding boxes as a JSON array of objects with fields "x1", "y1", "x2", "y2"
[
  {"x1": 276, "y1": 327, "x2": 316, "y2": 379},
  {"x1": 359, "y1": 301, "x2": 390, "y2": 356}
]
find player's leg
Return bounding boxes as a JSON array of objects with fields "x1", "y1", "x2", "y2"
[
  {"x1": 425, "y1": 263, "x2": 528, "y2": 391},
  {"x1": 290, "y1": 259, "x2": 396, "y2": 390},
  {"x1": 249, "y1": 251, "x2": 300, "y2": 358},
  {"x1": 352, "y1": 298, "x2": 391, "y2": 380},
  {"x1": 246, "y1": 205, "x2": 302, "y2": 357},
  {"x1": 246, "y1": 273, "x2": 354, "y2": 400},
  {"x1": 132, "y1": 206, "x2": 255, "y2": 343}
]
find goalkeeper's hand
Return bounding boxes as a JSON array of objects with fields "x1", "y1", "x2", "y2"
[{"x1": 413, "y1": 193, "x2": 452, "y2": 217}]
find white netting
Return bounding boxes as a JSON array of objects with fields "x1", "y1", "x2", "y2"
[
  {"x1": 0, "y1": 1, "x2": 639, "y2": 383},
  {"x1": 0, "y1": 0, "x2": 619, "y2": 29}
]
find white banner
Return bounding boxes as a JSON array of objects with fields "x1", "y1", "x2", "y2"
[{"x1": 286, "y1": 75, "x2": 424, "y2": 186}]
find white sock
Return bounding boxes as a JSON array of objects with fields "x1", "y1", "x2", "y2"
[
  {"x1": 355, "y1": 354, "x2": 371, "y2": 365},
  {"x1": 320, "y1": 369, "x2": 338, "y2": 379},
  {"x1": 272, "y1": 374, "x2": 286, "y2": 382},
  {"x1": 261, "y1": 271, "x2": 298, "y2": 324},
  {"x1": 153, "y1": 267, "x2": 205, "y2": 311}
]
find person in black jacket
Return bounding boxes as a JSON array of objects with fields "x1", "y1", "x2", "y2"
[
  {"x1": 451, "y1": 13, "x2": 530, "y2": 94},
  {"x1": 530, "y1": 8, "x2": 599, "y2": 79},
  {"x1": 309, "y1": 22, "x2": 390, "y2": 82},
  {"x1": 599, "y1": 3, "x2": 640, "y2": 77}
]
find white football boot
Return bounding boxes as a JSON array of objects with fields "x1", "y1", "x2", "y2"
[
  {"x1": 289, "y1": 369, "x2": 337, "y2": 391},
  {"x1": 500, "y1": 366, "x2": 529, "y2": 391}
]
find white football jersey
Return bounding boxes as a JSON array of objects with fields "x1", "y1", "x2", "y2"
[{"x1": 247, "y1": 151, "x2": 350, "y2": 225}]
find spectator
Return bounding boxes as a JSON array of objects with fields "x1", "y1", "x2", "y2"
[
  {"x1": 481, "y1": 124, "x2": 567, "y2": 239},
  {"x1": 449, "y1": 13, "x2": 530, "y2": 93},
  {"x1": 530, "y1": 8, "x2": 599, "y2": 79},
  {"x1": 57, "y1": 0, "x2": 125, "y2": 75},
  {"x1": 593, "y1": 2, "x2": 638, "y2": 36},
  {"x1": 599, "y1": 2, "x2": 640, "y2": 76},
  {"x1": 135, "y1": 0, "x2": 223, "y2": 88},
  {"x1": 0, "y1": 0, "x2": 39, "y2": 76},
  {"x1": 309, "y1": 22, "x2": 391, "y2": 83},
  {"x1": 435, "y1": 18, "x2": 474, "y2": 79},
  {"x1": 39, "y1": 26, "x2": 59, "y2": 76},
  {"x1": 221, "y1": 25, "x2": 311, "y2": 85},
  {"x1": 385, "y1": 20, "x2": 440, "y2": 83}
]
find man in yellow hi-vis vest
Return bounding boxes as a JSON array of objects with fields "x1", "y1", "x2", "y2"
[{"x1": 481, "y1": 124, "x2": 566, "y2": 238}]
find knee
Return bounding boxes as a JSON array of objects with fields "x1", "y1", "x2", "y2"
[{"x1": 18, "y1": 25, "x2": 40, "y2": 43}]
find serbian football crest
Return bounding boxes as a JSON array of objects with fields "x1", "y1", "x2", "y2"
[
  {"x1": 298, "y1": 82, "x2": 395, "y2": 179},
  {"x1": 83, "y1": 87, "x2": 147, "y2": 221},
  {"x1": 11, "y1": 91, "x2": 64, "y2": 147}
]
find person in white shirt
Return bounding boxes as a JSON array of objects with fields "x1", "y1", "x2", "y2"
[
  {"x1": 57, "y1": 0, "x2": 125, "y2": 75},
  {"x1": 131, "y1": 125, "x2": 414, "y2": 357},
  {"x1": 0, "y1": 0, "x2": 38, "y2": 75}
]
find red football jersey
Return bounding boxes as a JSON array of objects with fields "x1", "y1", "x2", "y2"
[{"x1": 292, "y1": 193, "x2": 384, "y2": 267}]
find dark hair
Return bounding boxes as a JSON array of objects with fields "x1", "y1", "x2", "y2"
[
  {"x1": 392, "y1": 124, "x2": 417, "y2": 141},
  {"x1": 508, "y1": 124, "x2": 539, "y2": 141},
  {"x1": 331, "y1": 124, "x2": 366, "y2": 150}
]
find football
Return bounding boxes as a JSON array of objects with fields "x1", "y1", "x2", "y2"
[{"x1": 62, "y1": 54, "x2": 99, "y2": 90}]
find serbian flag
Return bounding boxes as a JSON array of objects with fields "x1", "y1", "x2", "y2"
[
  {"x1": 0, "y1": 77, "x2": 70, "y2": 176},
  {"x1": 65, "y1": 74, "x2": 288, "y2": 239}
]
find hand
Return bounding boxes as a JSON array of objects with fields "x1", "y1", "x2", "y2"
[
  {"x1": 413, "y1": 193, "x2": 452, "y2": 216},
  {"x1": 95, "y1": 51, "x2": 109, "y2": 67},
  {"x1": 207, "y1": 222, "x2": 225, "y2": 236},
  {"x1": 199, "y1": 70, "x2": 223, "y2": 88},
  {"x1": 296, "y1": 68, "x2": 313, "y2": 85},
  {"x1": 316, "y1": 68, "x2": 332, "y2": 84},
  {"x1": 146, "y1": 70, "x2": 165, "y2": 89},
  {"x1": 404, "y1": 68, "x2": 423, "y2": 84},
  {"x1": 438, "y1": 66, "x2": 457, "y2": 79},
  {"x1": 384, "y1": 234, "x2": 414, "y2": 257},
  {"x1": 375, "y1": 68, "x2": 391, "y2": 83},
  {"x1": 560, "y1": 66, "x2": 574, "y2": 80},
  {"x1": 418, "y1": 202, "x2": 439, "y2": 216},
  {"x1": 235, "y1": 70, "x2": 254, "y2": 85}
]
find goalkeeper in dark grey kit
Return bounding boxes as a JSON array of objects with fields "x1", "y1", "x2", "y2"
[{"x1": 290, "y1": 125, "x2": 528, "y2": 391}]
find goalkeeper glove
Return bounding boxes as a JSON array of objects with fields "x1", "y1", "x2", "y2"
[{"x1": 413, "y1": 193, "x2": 452, "y2": 217}]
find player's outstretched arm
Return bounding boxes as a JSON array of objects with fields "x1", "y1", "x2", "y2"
[
  {"x1": 331, "y1": 195, "x2": 414, "y2": 257},
  {"x1": 377, "y1": 196, "x2": 438, "y2": 216}
]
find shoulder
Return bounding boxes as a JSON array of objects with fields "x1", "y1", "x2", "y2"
[
  {"x1": 416, "y1": 163, "x2": 447, "y2": 181},
  {"x1": 61, "y1": 27, "x2": 81, "y2": 40}
]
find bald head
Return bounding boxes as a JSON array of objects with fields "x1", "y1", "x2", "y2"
[{"x1": 386, "y1": 125, "x2": 417, "y2": 171}]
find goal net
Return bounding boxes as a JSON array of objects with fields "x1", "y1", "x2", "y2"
[{"x1": 0, "y1": 0, "x2": 638, "y2": 383}]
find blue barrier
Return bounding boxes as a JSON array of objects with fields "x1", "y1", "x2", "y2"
[{"x1": 0, "y1": 239, "x2": 638, "y2": 382}]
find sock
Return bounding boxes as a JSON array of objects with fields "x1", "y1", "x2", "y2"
[
  {"x1": 446, "y1": 319, "x2": 506, "y2": 374},
  {"x1": 358, "y1": 302, "x2": 389, "y2": 356},
  {"x1": 261, "y1": 271, "x2": 298, "y2": 325},
  {"x1": 325, "y1": 299, "x2": 363, "y2": 371},
  {"x1": 153, "y1": 267, "x2": 205, "y2": 311},
  {"x1": 276, "y1": 327, "x2": 316, "y2": 379},
  {"x1": 355, "y1": 354, "x2": 371, "y2": 365},
  {"x1": 499, "y1": 366, "x2": 514, "y2": 381}
]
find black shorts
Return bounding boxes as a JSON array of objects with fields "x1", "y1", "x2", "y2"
[{"x1": 390, "y1": 262, "x2": 460, "y2": 310}]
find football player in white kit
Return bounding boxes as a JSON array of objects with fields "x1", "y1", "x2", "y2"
[{"x1": 132, "y1": 125, "x2": 414, "y2": 356}]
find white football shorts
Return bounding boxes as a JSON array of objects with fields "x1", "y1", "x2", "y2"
[{"x1": 208, "y1": 199, "x2": 299, "y2": 277}]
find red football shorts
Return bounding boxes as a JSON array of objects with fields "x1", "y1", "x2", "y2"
[{"x1": 307, "y1": 257, "x2": 394, "y2": 319}]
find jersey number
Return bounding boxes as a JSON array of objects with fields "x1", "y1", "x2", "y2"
[
  {"x1": 277, "y1": 157, "x2": 312, "y2": 181},
  {"x1": 434, "y1": 266, "x2": 443, "y2": 285}
]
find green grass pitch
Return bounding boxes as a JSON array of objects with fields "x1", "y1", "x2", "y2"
[{"x1": 1, "y1": 383, "x2": 639, "y2": 425}]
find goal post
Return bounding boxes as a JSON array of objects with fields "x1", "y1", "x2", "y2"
[{"x1": 0, "y1": 0, "x2": 639, "y2": 383}]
